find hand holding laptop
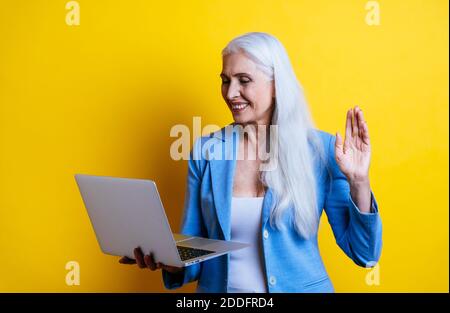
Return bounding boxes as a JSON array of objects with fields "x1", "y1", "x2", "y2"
[
  {"x1": 75, "y1": 174, "x2": 250, "y2": 269},
  {"x1": 119, "y1": 247, "x2": 183, "y2": 274}
]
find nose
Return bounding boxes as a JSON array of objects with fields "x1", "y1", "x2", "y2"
[{"x1": 226, "y1": 81, "x2": 241, "y2": 102}]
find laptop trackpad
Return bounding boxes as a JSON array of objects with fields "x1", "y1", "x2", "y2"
[
  {"x1": 178, "y1": 237, "x2": 251, "y2": 253},
  {"x1": 179, "y1": 237, "x2": 223, "y2": 250}
]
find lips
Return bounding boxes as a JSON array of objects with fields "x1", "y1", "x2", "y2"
[{"x1": 230, "y1": 102, "x2": 249, "y2": 112}]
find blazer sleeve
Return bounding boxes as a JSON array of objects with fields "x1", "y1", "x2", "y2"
[
  {"x1": 162, "y1": 137, "x2": 208, "y2": 289},
  {"x1": 323, "y1": 134, "x2": 383, "y2": 268}
]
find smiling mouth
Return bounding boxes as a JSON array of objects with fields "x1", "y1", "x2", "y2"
[{"x1": 230, "y1": 103, "x2": 249, "y2": 112}]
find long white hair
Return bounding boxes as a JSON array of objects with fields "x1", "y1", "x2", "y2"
[{"x1": 222, "y1": 32, "x2": 330, "y2": 239}]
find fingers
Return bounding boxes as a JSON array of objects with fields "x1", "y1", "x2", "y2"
[
  {"x1": 121, "y1": 248, "x2": 165, "y2": 271},
  {"x1": 124, "y1": 248, "x2": 180, "y2": 272},
  {"x1": 345, "y1": 108, "x2": 352, "y2": 140},
  {"x1": 346, "y1": 106, "x2": 366, "y2": 135},
  {"x1": 144, "y1": 253, "x2": 157, "y2": 270},
  {"x1": 351, "y1": 107, "x2": 358, "y2": 138},
  {"x1": 362, "y1": 120, "x2": 370, "y2": 144},
  {"x1": 354, "y1": 106, "x2": 370, "y2": 145},
  {"x1": 134, "y1": 247, "x2": 146, "y2": 269},
  {"x1": 355, "y1": 106, "x2": 363, "y2": 137},
  {"x1": 344, "y1": 108, "x2": 354, "y2": 153},
  {"x1": 343, "y1": 105, "x2": 371, "y2": 151},
  {"x1": 335, "y1": 132, "x2": 343, "y2": 148},
  {"x1": 119, "y1": 256, "x2": 136, "y2": 264},
  {"x1": 143, "y1": 255, "x2": 182, "y2": 273}
]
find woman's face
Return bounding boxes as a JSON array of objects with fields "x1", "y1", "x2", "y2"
[{"x1": 220, "y1": 52, "x2": 275, "y2": 126}]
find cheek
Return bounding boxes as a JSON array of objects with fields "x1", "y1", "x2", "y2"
[
  {"x1": 247, "y1": 85, "x2": 272, "y2": 109},
  {"x1": 241, "y1": 86, "x2": 258, "y2": 103}
]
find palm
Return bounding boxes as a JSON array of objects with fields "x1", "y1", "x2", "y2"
[{"x1": 335, "y1": 106, "x2": 371, "y2": 182}]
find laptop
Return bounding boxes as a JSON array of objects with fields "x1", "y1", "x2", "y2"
[{"x1": 74, "y1": 174, "x2": 250, "y2": 267}]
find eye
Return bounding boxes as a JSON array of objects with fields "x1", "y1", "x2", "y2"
[
  {"x1": 221, "y1": 80, "x2": 230, "y2": 84},
  {"x1": 240, "y1": 79, "x2": 250, "y2": 84}
]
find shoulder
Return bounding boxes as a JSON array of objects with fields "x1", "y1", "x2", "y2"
[
  {"x1": 193, "y1": 124, "x2": 234, "y2": 153},
  {"x1": 309, "y1": 128, "x2": 335, "y2": 154},
  {"x1": 192, "y1": 127, "x2": 226, "y2": 153},
  {"x1": 310, "y1": 129, "x2": 345, "y2": 181},
  {"x1": 307, "y1": 129, "x2": 341, "y2": 179},
  {"x1": 311, "y1": 128, "x2": 333, "y2": 142},
  {"x1": 190, "y1": 126, "x2": 228, "y2": 167}
]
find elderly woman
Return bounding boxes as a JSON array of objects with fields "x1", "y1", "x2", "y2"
[{"x1": 120, "y1": 32, "x2": 382, "y2": 293}]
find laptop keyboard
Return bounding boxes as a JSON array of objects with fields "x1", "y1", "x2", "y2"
[{"x1": 177, "y1": 246, "x2": 215, "y2": 261}]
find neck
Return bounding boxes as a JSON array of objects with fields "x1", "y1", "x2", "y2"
[{"x1": 235, "y1": 123, "x2": 271, "y2": 162}]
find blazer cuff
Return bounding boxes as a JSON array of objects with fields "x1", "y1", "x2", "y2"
[{"x1": 349, "y1": 190, "x2": 379, "y2": 216}]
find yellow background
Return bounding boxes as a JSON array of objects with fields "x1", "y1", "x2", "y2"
[{"x1": 0, "y1": 0, "x2": 448, "y2": 292}]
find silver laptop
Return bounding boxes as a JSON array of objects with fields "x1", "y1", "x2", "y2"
[{"x1": 74, "y1": 174, "x2": 249, "y2": 267}]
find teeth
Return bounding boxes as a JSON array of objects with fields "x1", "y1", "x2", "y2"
[{"x1": 232, "y1": 103, "x2": 249, "y2": 110}]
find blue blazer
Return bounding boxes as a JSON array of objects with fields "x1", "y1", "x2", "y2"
[{"x1": 162, "y1": 126, "x2": 382, "y2": 293}]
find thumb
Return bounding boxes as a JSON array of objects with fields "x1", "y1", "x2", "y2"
[{"x1": 335, "y1": 132, "x2": 343, "y2": 149}]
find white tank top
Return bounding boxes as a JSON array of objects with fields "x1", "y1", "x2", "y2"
[{"x1": 228, "y1": 196, "x2": 268, "y2": 293}]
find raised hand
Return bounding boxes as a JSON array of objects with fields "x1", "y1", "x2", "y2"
[{"x1": 335, "y1": 105, "x2": 371, "y2": 183}]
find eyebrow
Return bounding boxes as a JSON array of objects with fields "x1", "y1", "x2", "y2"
[{"x1": 220, "y1": 72, "x2": 252, "y2": 78}]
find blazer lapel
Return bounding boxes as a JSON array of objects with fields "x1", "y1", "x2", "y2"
[
  {"x1": 209, "y1": 126, "x2": 237, "y2": 241},
  {"x1": 210, "y1": 160, "x2": 234, "y2": 241}
]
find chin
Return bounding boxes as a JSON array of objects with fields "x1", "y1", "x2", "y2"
[
  {"x1": 232, "y1": 115, "x2": 250, "y2": 124},
  {"x1": 233, "y1": 120, "x2": 255, "y2": 129}
]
